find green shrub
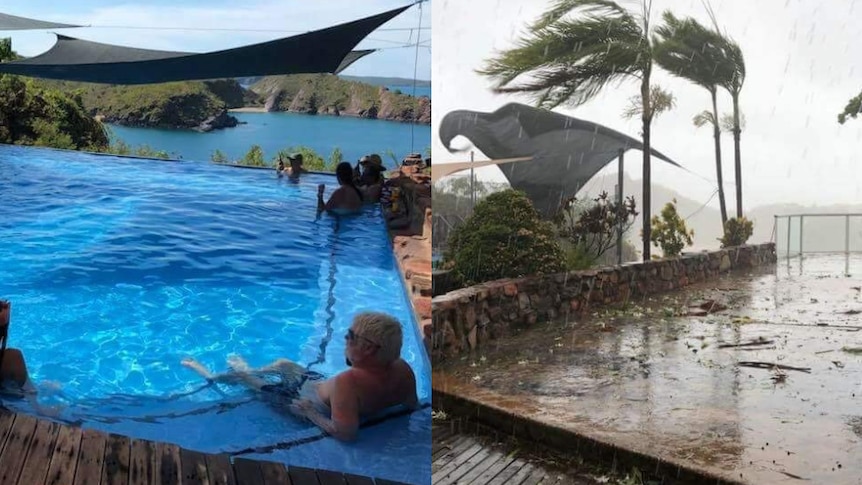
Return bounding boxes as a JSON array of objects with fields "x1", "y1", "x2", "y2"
[
  {"x1": 211, "y1": 149, "x2": 229, "y2": 163},
  {"x1": 444, "y1": 189, "x2": 565, "y2": 286},
  {"x1": 650, "y1": 199, "x2": 694, "y2": 257},
  {"x1": 241, "y1": 145, "x2": 266, "y2": 166},
  {"x1": 719, "y1": 217, "x2": 754, "y2": 248}
]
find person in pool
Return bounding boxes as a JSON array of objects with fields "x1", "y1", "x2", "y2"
[
  {"x1": 317, "y1": 162, "x2": 363, "y2": 215},
  {"x1": 182, "y1": 312, "x2": 419, "y2": 441},
  {"x1": 0, "y1": 300, "x2": 62, "y2": 417},
  {"x1": 285, "y1": 153, "x2": 307, "y2": 180}
]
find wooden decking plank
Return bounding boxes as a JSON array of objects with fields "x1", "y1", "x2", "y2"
[
  {"x1": 432, "y1": 435, "x2": 469, "y2": 462},
  {"x1": 520, "y1": 469, "x2": 550, "y2": 485},
  {"x1": 436, "y1": 445, "x2": 493, "y2": 485},
  {"x1": 287, "y1": 466, "x2": 319, "y2": 485},
  {"x1": 72, "y1": 428, "x2": 107, "y2": 485},
  {"x1": 258, "y1": 460, "x2": 290, "y2": 485},
  {"x1": 432, "y1": 436, "x2": 474, "y2": 468},
  {"x1": 102, "y1": 434, "x2": 131, "y2": 485},
  {"x1": 16, "y1": 419, "x2": 61, "y2": 485},
  {"x1": 180, "y1": 448, "x2": 210, "y2": 485},
  {"x1": 232, "y1": 458, "x2": 264, "y2": 485},
  {"x1": 44, "y1": 425, "x2": 83, "y2": 485},
  {"x1": 431, "y1": 426, "x2": 455, "y2": 445},
  {"x1": 430, "y1": 442, "x2": 483, "y2": 483},
  {"x1": 0, "y1": 411, "x2": 16, "y2": 456},
  {"x1": 205, "y1": 453, "x2": 237, "y2": 485},
  {"x1": 486, "y1": 458, "x2": 528, "y2": 485},
  {"x1": 156, "y1": 442, "x2": 182, "y2": 485},
  {"x1": 503, "y1": 461, "x2": 536, "y2": 485},
  {"x1": 467, "y1": 451, "x2": 516, "y2": 485},
  {"x1": 342, "y1": 473, "x2": 374, "y2": 485},
  {"x1": 0, "y1": 413, "x2": 38, "y2": 485},
  {"x1": 315, "y1": 469, "x2": 346, "y2": 485},
  {"x1": 129, "y1": 438, "x2": 157, "y2": 485},
  {"x1": 455, "y1": 449, "x2": 506, "y2": 485}
]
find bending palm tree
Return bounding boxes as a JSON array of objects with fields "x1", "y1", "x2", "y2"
[
  {"x1": 655, "y1": 12, "x2": 735, "y2": 227},
  {"x1": 702, "y1": 3, "x2": 746, "y2": 218},
  {"x1": 477, "y1": 0, "x2": 661, "y2": 261}
]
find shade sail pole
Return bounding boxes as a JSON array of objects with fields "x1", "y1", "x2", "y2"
[{"x1": 617, "y1": 148, "x2": 624, "y2": 265}]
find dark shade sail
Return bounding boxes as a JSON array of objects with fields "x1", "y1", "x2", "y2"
[
  {"x1": 0, "y1": 12, "x2": 81, "y2": 30},
  {"x1": 0, "y1": 5, "x2": 410, "y2": 84},
  {"x1": 439, "y1": 103, "x2": 681, "y2": 217}
]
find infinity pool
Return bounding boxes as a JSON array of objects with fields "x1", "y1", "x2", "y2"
[{"x1": 0, "y1": 145, "x2": 431, "y2": 484}]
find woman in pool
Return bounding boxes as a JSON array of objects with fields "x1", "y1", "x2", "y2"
[{"x1": 317, "y1": 162, "x2": 363, "y2": 215}]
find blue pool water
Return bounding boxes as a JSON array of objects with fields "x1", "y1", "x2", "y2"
[
  {"x1": 0, "y1": 145, "x2": 431, "y2": 484},
  {"x1": 108, "y1": 112, "x2": 431, "y2": 164}
]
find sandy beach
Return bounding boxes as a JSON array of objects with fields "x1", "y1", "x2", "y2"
[{"x1": 228, "y1": 106, "x2": 268, "y2": 113}]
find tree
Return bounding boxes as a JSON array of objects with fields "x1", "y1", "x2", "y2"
[
  {"x1": 477, "y1": 0, "x2": 662, "y2": 261},
  {"x1": 444, "y1": 189, "x2": 565, "y2": 286},
  {"x1": 655, "y1": 11, "x2": 735, "y2": 228},
  {"x1": 703, "y1": 5, "x2": 746, "y2": 219},
  {"x1": 0, "y1": 38, "x2": 13, "y2": 62},
  {"x1": 650, "y1": 199, "x2": 694, "y2": 257},
  {"x1": 554, "y1": 191, "x2": 638, "y2": 267}
]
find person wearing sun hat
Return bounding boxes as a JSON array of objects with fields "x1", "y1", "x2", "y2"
[
  {"x1": 356, "y1": 153, "x2": 386, "y2": 202},
  {"x1": 285, "y1": 152, "x2": 308, "y2": 180}
]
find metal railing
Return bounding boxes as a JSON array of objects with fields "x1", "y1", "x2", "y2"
[{"x1": 773, "y1": 213, "x2": 862, "y2": 274}]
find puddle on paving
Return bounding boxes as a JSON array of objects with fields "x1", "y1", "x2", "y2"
[{"x1": 436, "y1": 255, "x2": 862, "y2": 484}]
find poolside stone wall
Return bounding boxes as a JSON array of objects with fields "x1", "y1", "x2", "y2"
[
  {"x1": 384, "y1": 165, "x2": 433, "y2": 351},
  {"x1": 431, "y1": 243, "x2": 776, "y2": 361}
]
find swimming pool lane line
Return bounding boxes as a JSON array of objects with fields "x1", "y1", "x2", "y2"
[
  {"x1": 304, "y1": 216, "x2": 340, "y2": 373},
  {"x1": 227, "y1": 401, "x2": 432, "y2": 457}
]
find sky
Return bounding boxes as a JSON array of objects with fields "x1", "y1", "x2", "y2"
[
  {"x1": 2, "y1": 0, "x2": 430, "y2": 80},
  {"x1": 432, "y1": 0, "x2": 862, "y2": 210}
]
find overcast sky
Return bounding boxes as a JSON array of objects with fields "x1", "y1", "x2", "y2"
[
  {"x1": 2, "y1": 0, "x2": 430, "y2": 80},
  {"x1": 432, "y1": 0, "x2": 862, "y2": 209}
]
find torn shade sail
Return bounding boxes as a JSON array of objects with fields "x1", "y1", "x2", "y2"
[
  {"x1": 438, "y1": 103, "x2": 681, "y2": 217},
  {"x1": 0, "y1": 5, "x2": 409, "y2": 84},
  {"x1": 0, "y1": 12, "x2": 81, "y2": 30}
]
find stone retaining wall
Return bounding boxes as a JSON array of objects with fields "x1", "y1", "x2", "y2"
[
  {"x1": 432, "y1": 243, "x2": 776, "y2": 361},
  {"x1": 384, "y1": 165, "x2": 432, "y2": 351}
]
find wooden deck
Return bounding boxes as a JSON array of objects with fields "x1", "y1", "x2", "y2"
[
  {"x1": 0, "y1": 408, "x2": 410, "y2": 485},
  {"x1": 432, "y1": 423, "x2": 598, "y2": 485}
]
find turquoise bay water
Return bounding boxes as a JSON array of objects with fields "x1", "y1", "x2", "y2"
[
  {"x1": 108, "y1": 112, "x2": 432, "y2": 164},
  {"x1": 386, "y1": 84, "x2": 431, "y2": 99},
  {"x1": 0, "y1": 145, "x2": 430, "y2": 484}
]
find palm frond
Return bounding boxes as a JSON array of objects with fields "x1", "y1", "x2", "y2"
[
  {"x1": 623, "y1": 85, "x2": 675, "y2": 119},
  {"x1": 478, "y1": 11, "x2": 649, "y2": 109},
  {"x1": 720, "y1": 112, "x2": 744, "y2": 132},
  {"x1": 653, "y1": 11, "x2": 736, "y2": 90},
  {"x1": 533, "y1": 0, "x2": 632, "y2": 31},
  {"x1": 693, "y1": 110, "x2": 715, "y2": 128}
]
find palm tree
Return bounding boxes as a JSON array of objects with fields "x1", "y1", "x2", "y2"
[
  {"x1": 477, "y1": 0, "x2": 661, "y2": 261},
  {"x1": 655, "y1": 11, "x2": 735, "y2": 227},
  {"x1": 702, "y1": 3, "x2": 746, "y2": 218}
]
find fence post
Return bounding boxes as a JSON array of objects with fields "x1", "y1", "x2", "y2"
[
  {"x1": 786, "y1": 216, "x2": 791, "y2": 260},
  {"x1": 799, "y1": 215, "x2": 804, "y2": 257}
]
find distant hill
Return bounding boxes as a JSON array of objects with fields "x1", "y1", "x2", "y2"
[
  {"x1": 441, "y1": 173, "x2": 862, "y2": 257},
  {"x1": 249, "y1": 74, "x2": 430, "y2": 124},
  {"x1": 40, "y1": 79, "x2": 246, "y2": 132},
  {"x1": 338, "y1": 75, "x2": 430, "y2": 87},
  {"x1": 236, "y1": 75, "x2": 430, "y2": 89}
]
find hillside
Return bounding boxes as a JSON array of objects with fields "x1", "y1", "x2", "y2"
[
  {"x1": 338, "y1": 75, "x2": 431, "y2": 87},
  {"x1": 40, "y1": 79, "x2": 247, "y2": 132},
  {"x1": 249, "y1": 74, "x2": 431, "y2": 124},
  {"x1": 0, "y1": 74, "x2": 109, "y2": 150}
]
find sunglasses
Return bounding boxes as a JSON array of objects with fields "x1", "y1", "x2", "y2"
[{"x1": 345, "y1": 329, "x2": 379, "y2": 348}]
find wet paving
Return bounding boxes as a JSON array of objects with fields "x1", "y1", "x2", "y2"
[{"x1": 435, "y1": 254, "x2": 862, "y2": 484}]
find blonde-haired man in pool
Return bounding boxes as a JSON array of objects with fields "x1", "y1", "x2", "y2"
[{"x1": 182, "y1": 312, "x2": 419, "y2": 441}]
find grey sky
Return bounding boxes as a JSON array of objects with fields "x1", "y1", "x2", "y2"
[
  {"x1": 3, "y1": 0, "x2": 430, "y2": 79},
  {"x1": 432, "y1": 0, "x2": 862, "y2": 209}
]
